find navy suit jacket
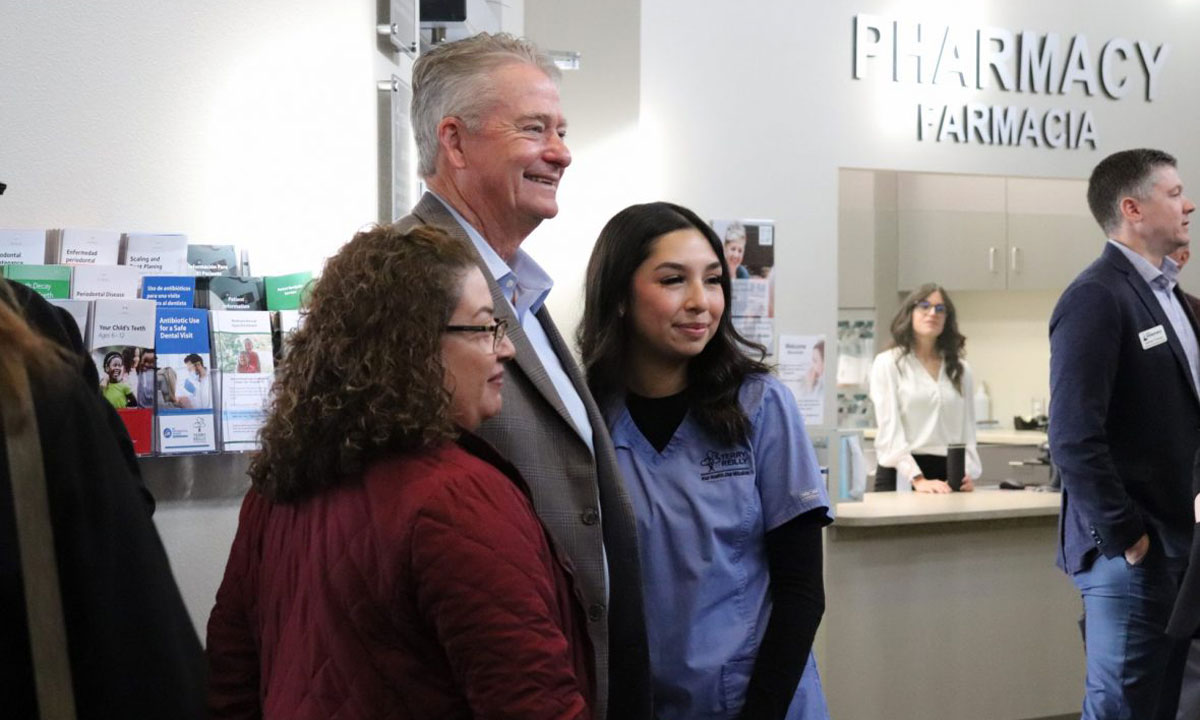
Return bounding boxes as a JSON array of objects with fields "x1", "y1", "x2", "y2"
[{"x1": 1049, "y1": 242, "x2": 1200, "y2": 574}]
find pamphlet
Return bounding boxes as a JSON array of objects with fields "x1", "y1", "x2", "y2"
[
  {"x1": 142, "y1": 276, "x2": 196, "y2": 308},
  {"x1": 155, "y1": 307, "x2": 216, "y2": 453},
  {"x1": 197, "y1": 276, "x2": 265, "y2": 311},
  {"x1": 123, "y1": 233, "x2": 189, "y2": 274},
  {"x1": 48, "y1": 299, "x2": 91, "y2": 339},
  {"x1": 57, "y1": 228, "x2": 122, "y2": 265},
  {"x1": 90, "y1": 299, "x2": 157, "y2": 455},
  {"x1": 212, "y1": 311, "x2": 274, "y2": 451},
  {"x1": 264, "y1": 271, "x2": 313, "y2": 310},
  {"x1": 273, "y1": 309, "x2": 306, "y2": 358},
  {"x1": 3, "y1": 264, "x2": 72, "y2": 299},
  {"x1": 0, "y1": 229, "x2": 48, "y2": 265},
  {"x1": 71, "y1": 264, "x2": 144, "y2": 300},
  {"x1": 188, "y1": 244, "x2": 238, "y2": 276}
]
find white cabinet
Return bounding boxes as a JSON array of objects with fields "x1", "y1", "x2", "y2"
[
  {"x1": 1003, "y1": 177, "x2": 1099, "y2": 291},
  {"x1": 897, "y1": 173, "x2": 1099, "y2": 292}
]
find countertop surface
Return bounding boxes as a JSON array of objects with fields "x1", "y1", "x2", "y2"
[
  {"x1": 833, "y1": 486, "x2": 1060, "y2": 527},
  {"x1": 859, "y1": 428, "x2": 1048, "y2": 446}
]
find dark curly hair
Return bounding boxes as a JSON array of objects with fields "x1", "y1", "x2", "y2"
[
  {"x1": 249, "y1": 224, "x2": 478, "y2": 503},
  {"x1": 578, "y1": 201, "x2": 769, "y2": 446},
  {"x1": 889, "y1": 282, "x2": 967, "y2": 394}
]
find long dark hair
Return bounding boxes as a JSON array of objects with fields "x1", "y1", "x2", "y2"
[
  {"x1": 249, "y1": 224, "x2": 477, "y2": 503},
  {"x1": 578, "y1": 202, "x2": 769, "y2": 445},
  {"x1": 889, "y1": 283, "x2": 967, "y2": 394}
]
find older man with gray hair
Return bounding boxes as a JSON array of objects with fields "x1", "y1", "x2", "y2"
[{"x1": 395, "y1": 33, "x2": 651, "y2": 720}]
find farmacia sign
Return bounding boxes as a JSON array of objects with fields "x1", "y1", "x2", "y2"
[{"x1": 853, "y1": 14, "x2": 1169, "y2": 150}]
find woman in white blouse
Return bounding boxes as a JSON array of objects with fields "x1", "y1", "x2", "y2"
[{"x1": 870, "y1": 283, "x2": 981, "y2": 493}]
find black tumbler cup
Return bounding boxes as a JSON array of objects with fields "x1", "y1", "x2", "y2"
[{"x1": 947, "y1": 444, "x2": 966, "y2": 491}]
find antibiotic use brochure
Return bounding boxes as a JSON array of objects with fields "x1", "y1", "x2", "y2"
[
  {"x1": 90, "y1": 299, "x2": 157, "y2": 455},
  {"x1": 212, "y1": 310, "x2": 274, "y2": 451},
  {"x1": 155, "y1": 308, "x2": 216, "y2": 453},
  {"x1": 142, "y1": 276, "x2": 196, "y2": 308}
]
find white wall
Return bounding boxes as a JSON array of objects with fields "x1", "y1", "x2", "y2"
[
  {"x1": 523, "y1": 0, "x2": 643, "y2": 347},
  {"x1": 1, "y1": 1, "x2": 387, "y2": 276},
  {"x1": 2, "y1": 0, "x2": 405, "y2": 637},
  {"x1": 954, "y1": 289, "x2": 1058, "y2": 425}
]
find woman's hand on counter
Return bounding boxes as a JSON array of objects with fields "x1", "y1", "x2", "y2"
[
  {"x1": 911, "y1": 476, "x2": 975, "y2": 493},
  {"x1": 912, "y1": 477, "x2": 952, "y2": 494}
]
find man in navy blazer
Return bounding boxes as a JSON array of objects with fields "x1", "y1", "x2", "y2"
[{"x1": 1050, "y1": 148, "x2": 1199, "y2": 719}]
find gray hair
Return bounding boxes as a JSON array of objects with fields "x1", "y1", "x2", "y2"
[
  {"x1": 723, "y1": 221, "x2": 747, "y2": 245},
  {"x1": 411, "y1": 32, "x2": 560, "y2": 178}
]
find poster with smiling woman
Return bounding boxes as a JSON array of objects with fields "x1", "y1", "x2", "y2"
[{"x1": 710, "y1": 218, "x2": 774, "y2": 356}]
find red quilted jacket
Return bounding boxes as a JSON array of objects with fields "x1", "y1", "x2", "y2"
[{"x1": 206, "y1": 436, "x2": 593, "y2": 719}]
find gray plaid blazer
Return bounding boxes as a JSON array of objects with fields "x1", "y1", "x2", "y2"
[{"x1": 395, "y1": 194, "x2": 652, "y2": 720}]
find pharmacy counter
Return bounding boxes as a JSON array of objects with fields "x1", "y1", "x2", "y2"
[
  {"x1": 861, "y1": 427, "x2": 1049, "y2": 446},
  {"x1": 835, "y1": 486, "x2": 1059, "y2": 526},
  {"x1": 819, "y1": 488, "x2": 1081, "y2": 720}
]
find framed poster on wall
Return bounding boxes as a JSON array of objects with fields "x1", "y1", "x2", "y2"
[
  {"x1": 711, "y1": 218, "x2": 775, "y2": 355},
  {"x1": 386, "y1": 75, "x2": 421, "y2": 221}
]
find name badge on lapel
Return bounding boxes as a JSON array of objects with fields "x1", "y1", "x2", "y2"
[{"x1": 1139, "y1": 325, "x2": 1168, "y2": 350}]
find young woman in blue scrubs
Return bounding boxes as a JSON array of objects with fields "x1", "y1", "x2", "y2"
[{"x1": 578, "y1": 202, "x2": 834, "y2": 720}]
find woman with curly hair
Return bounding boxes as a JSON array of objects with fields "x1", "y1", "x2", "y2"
[
  {"x1": 578, "y1": 202, "x2": 832, "y2": 720},
  {"x1": 206, "y1": 225, "x2": 592, "y2": 720},
  {"x1": 869, "y1": 282, "x2": 980, "y2": 493}
]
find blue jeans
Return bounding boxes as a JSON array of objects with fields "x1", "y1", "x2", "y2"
[{"x1": 1071, "y1": 549, "x2": 1188, "y2": 720}]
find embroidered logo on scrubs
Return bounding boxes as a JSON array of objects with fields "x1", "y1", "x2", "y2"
[{"x1": 699, "y1": 449, "x2": 755, "y2": 481}]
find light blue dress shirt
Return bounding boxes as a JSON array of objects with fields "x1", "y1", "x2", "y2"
[
  {"x1": 1107, "y1": 239, "x2": 1200, "y2": 398},
  {"x1": 607, "y1": 374, "x2": 833, "y2": 720},
  {"x1": 432, "y1": 193, "x2": 595, "y2": 454}
]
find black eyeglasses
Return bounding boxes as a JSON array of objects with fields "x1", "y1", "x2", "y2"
[
  {"x1": 445, "y1": 318, "x2": 508, "y2": 353},
  {"x1": 914, "y1": 300, "x2": 947, "y2": 315}
]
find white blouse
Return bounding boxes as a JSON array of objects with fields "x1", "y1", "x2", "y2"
[{"x1": 869, "y1": 347, "x2": 982, "y2": 485}]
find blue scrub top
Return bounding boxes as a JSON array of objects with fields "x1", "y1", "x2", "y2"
[{"x1": 608, "y1": 373, "x2": 834, "y2": 720}]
